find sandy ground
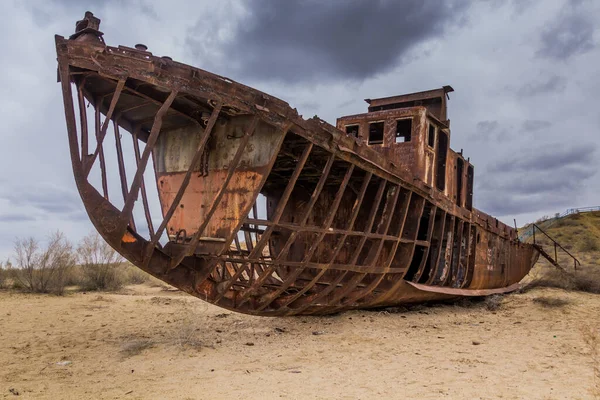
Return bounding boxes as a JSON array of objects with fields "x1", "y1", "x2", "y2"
[{"x1": 1, "y1": 284, "x2": 599, "y2": 400}]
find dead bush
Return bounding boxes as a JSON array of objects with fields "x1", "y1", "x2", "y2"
[
  {"x1": 13, "y1": 232, "x2": 76, "y2": 295},
  {"x1": 532, "y1": 296, "x2": 571, "y2": 308},
  {"x1": 122, "y1": 264, "x2": 150, "y2": 285},
  {"x1": 78, "y1": 233, "x2": 124, "y2": 291},
  {"x1": 528, "y1": 266, "x2": 600, "y2": 294},
  {"x1": 554, "y1": 219, "x2": 578, "y2": 228},
  {"x1": 168, "y1": 307, "x2": 203, "y2": 350},
  {"x1": 527, "y1": 268, "x2": 572, "y2": 291},
  {"x1": 572, "y1": 270, "x2": 600, "y2": 294},
  {"x1": 0, "y1": 260, "x2": 10, "y2": 289},
  {"x1": 120, "y1": 338, "x2": 154, "y2": 358},
  {"x1": 63, "y1": 265, "x2": 83, "y2": 287},
  {"x1": 579, "y1": 236, "x2": 600, "y2": 253},
  {"x1": 484, "y1": 295, "x2": 503, "y2": 311}
]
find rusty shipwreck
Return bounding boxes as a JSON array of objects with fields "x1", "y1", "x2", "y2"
[{"x1": 56, "y1": 13, "x2": 541, "y2": 316}]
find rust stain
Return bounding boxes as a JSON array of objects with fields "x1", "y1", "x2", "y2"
[{"x1": 121, "y1": 231, "x2": 137, "y2": 243}]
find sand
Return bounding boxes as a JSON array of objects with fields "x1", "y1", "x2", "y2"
[{"x1": 1, "y1": 284, "x2": 598, "y2": 399}]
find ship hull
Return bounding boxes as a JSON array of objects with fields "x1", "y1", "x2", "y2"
[{"x1": 55, "y1": 15, "x2": 539, "y2": 316}]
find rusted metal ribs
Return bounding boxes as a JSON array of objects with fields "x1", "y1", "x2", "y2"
[{"x1": 55, "y1": 12, "x2": 540, "y2": 316}]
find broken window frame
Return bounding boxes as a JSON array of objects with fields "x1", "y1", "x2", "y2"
[
  {"x1": 368, "y1": 121, "x2": 385, "y2": 145},
  {"x1": 427, "y1": 122, "x2": 436, "y2": 148},
  {"x1": 345, "y1": 124, "x2": 359, "y2": 138},
  {"x1": 394, "y1": 118, "x2": 412, "y2": 144}
]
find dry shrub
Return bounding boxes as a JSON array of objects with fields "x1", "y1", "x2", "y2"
[
  {"x1": 528, "y1": 267, "x2": 600, "y2": 294},
  {"x1": 527, "y1": 268, "x2": 571, "y2": 290},
  {"x1": 121, "y1": 264, "x2": 150, "y2": 285},
  {"x1": 13, "y1": 232, "x2": 76, "y2": 295},
  {"x1": 63, "y1": 265, "x2": 83, "y2": 287},
  {"x1": 78, "y1": 233, "x2": 124, "y2": 291},
  {"x1": 532, "y1": 296, "x2": 571, "y2": 308},
  {"x1": 0, "y1": 260, "x2": 9, "y2": 289},
  {"x1": 484, "y1": 295, "x2": 503, "y2": 311},
  {"x1": 120, "y1": 338, "x2": 154, "y2": 357},
  {"x1": 554, "y1": 218, "x2": 579, "y2": 228},
  {"x1": 581, "y1": 325, "x2": 600, "y2": 398},
  {"x1": 536, "y1": 215, "x2": 550, "y2": 224},
  {"x1": 92, "y1": 295, "x2": 114, "y2": 302},
  {"x1": 579, "y1": 236, "x2": 600, "y2": 253},
  {"x1": 573, "y1": 269, "x2": 600, "y2": 294},
  {"x1": 168, "y1": 306, "x2": 203, "y2": 350}
]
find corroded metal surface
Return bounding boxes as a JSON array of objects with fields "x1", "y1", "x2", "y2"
[{"x1": 56, "y1": 13, "x2": 539, "y2": 316}]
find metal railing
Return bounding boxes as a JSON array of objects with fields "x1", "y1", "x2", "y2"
[
  {"x1": 518, "y1": 205, "x2": 600, "y2": 241},
  {"x1": 531, "y1": 223, "x2": 581, "y2": 270},
  {"x1": 557, "y1": 206, "x2": 600, "y2": 218}
]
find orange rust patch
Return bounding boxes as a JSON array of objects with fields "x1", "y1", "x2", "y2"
[{"x1": 122, "y1": 231, "x2": 137, "y2": 243}]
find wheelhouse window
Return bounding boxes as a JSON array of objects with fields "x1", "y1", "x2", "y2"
[
  {"x1": 345, "y1": 124, "x2": 359, "y2": 138},
  {"x1": 466, "y1": 165, "x2": 474, "y2": 211},
  {"x1": 368, "y1": 121, "x2": 384, "y2": 145},
  {"x1": 428, "y1": 124, "x2": 436, "y2": 147},
  {"x1": 436, "y1": 130, "x2": 448, "y2": 191},
  {"x1": 456, "y1": 158, "x2": 464, "y2": 207},
  {"x1": 395, "y1": 119, "x2": 412, "y2": 143}
]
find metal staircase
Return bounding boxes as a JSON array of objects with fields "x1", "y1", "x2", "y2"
[{"x1": 530, "y1": 223, "x2": 581, "y2": 271}]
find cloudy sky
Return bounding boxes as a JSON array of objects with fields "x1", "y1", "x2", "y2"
[{"x1": 0, "y1": 0, "x2": 598, "y2": 261}]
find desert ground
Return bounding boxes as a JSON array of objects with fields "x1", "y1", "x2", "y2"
[{"x1": 1, "y1": 281, "x2": 599, "y2": 400}]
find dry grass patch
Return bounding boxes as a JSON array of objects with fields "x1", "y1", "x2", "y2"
[
  {"x1": 532, "y1": 296, "x2": 571, "y2": 308},
  {"x1": 148, "y1": 296, "x2": 187, "y2": 306},
  {"x1": 120, "y1": 338, "x2": 155, "y2": 358},
  {"x1": 527, "y1": 265, "x2": 600, "y2": 294},
  {"x1": 91, "y1": 295, "x2": 114, "y2": 302},
  {"x1": 484, "y1": 295, "x2": 504, "y2": 311},
  {"x1": 573, "y1": 269, "x2": 600, "y2": 294},
  {"x1": 167, "y1": 307, "x2": 204, "y2": 350}
]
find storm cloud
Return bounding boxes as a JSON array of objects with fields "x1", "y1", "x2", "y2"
[
  {"x1": 187, "y1": 0, "x2": 472, "y2": 82},
  {"x1": 478, "y1": 142, "x2": 598, "y2": 216},
  {"x1": 522, "y1": 120, "x2": 552, "y2": 132},
  {"x1": 515, "y1": 75, "x2": 567, "y2": 98},
  {"x1": 537, "y1": 1, "x2": 596, "y2": 60}
]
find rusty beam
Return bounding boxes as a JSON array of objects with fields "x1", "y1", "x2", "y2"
[
  {"x1": 295, "y1": 178, "x2": 387, "y2": 315},
  {"x1": 119, "y1": 90, "x2": 178, "y2": 237},
  {"x1": 131, "y1": 126, "x2": 155, "y2": 238},
  {"x1": 113, "y1": 120, "x2": 135, "y2": 231},
  {"x1": 145, "y1": 103, "x2": 222, "y2": 260},
  {"x1": 211, "y1": 142, "x2": 314, "y2": 304},
  {"x1": 84, "y1": 79, "x2": 125, "y2": 177},
  {"x1": 253, "y1": 161, "x2": 354, "y2": 311}
]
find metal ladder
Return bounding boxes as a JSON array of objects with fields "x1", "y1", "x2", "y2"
[{"x1": 531, "y1": 223, "x2": 581, "y2": 271}]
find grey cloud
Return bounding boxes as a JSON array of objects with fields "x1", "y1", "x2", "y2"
[
  {"x1": 516, "y1": 75, "x2": 567, "y2": 97},
  {"x1": 487, "y1": 142, "x2": 596, "y2": 173},
  {"x1": 0, "y1": 213, "x2": 37, "y2": 223},
  {"x1": 468, "y1": 120, "x2": 514, "y2": 142},
  {"x1": 537, "y1": 7, "x2": 595, "y2": 60},
  {"x1": 188, "y1": 0, "x2": 471, "y2": 83},
  {"x1": 522, "y1": 120, "x2": 552, "y2": 132},
  {"x1": 477, "y1": 120, "x2": 499, "y2": 134},
  {"x1": 337, "y1": 99, "x2": 357, "y2": 109},
  {"x1": 492, "y1": 166, "x2": 595, "y2": 195},
  {"x1": 477, "y1": 142, "x2": 598, "y2": 216},
  {"x1": 1, "y1": 184, "x2": 82, "y2": 216},
  {"x1": 477, "y1": 193, "x2": 572, "y2": 217}
]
